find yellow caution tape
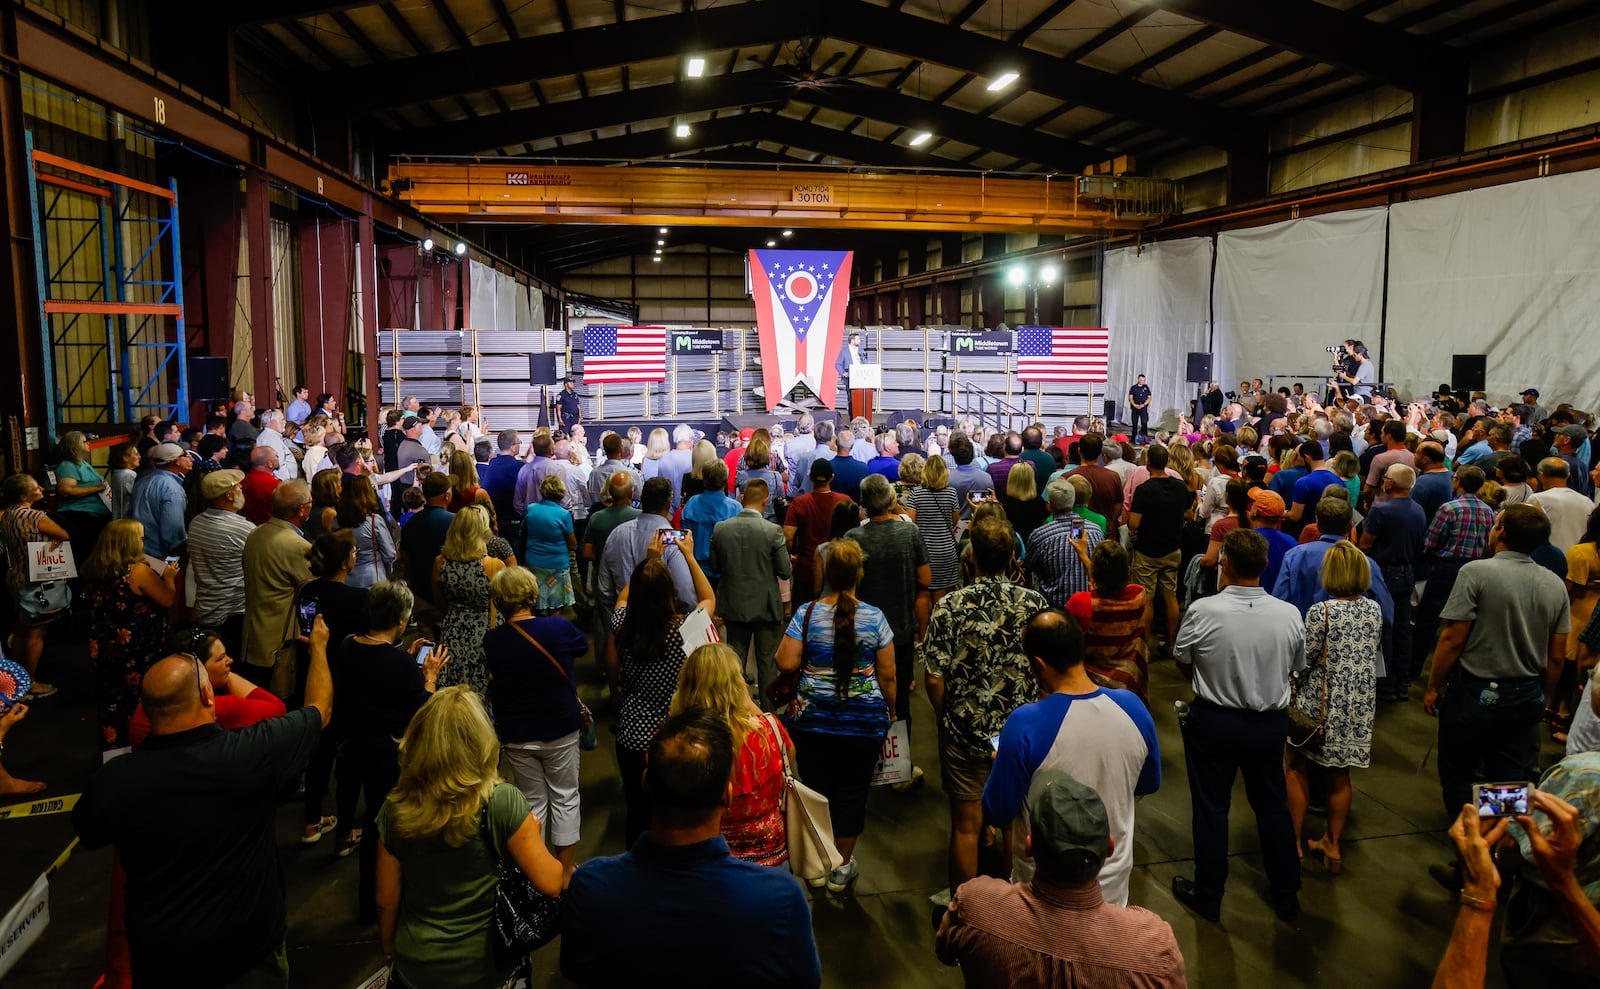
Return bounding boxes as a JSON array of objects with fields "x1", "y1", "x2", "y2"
[{"x1": 0, "y1": 793, "x2": 80, "y2": 821}]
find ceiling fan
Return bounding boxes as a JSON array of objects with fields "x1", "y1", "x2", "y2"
[{"x1": 752, "y1": 38, "x2": 904, "y2": 90}]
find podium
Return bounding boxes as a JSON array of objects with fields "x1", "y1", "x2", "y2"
[{"x1": 847, "y1": 363, "x2": 880, "y2": 421}]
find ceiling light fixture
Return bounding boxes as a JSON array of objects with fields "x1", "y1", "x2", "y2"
[
  {"x1": 686, "y1": 56, "x2": 706, "y2": 78},
  {"x1": 987, "y1": 71, "x2": 1019, "y2": 92},
  {"x1": 453, "y1": 241, "x2": 467, "y2": 256},
  {"x1": 782, "y1": 229, "x2": 793, "y2": 237},
  {"x1": 1006, "y1": 266, "x2": 1027, "y2": 287},
  {"x1": 657, "y1": 239, "x2": 665, "y2": 245},
  {"x1": 675, "y1": 123, "x2": 691, "y2": 137},
  {"x1": 659, "y1": 227, "x2": 668, "y2": 234},
  {"x1": 652, "y1": 255, "x2": 662, "y2": 262},
  {"x1": 766, "y1": 239, "x2": 777, "y2": 247},
  {"x1": 909, "y1": 132, "x2": 932, "y2": 146},
  {"x1": 1038, "y1": 264, "x2": 1060, "y2": 285}
]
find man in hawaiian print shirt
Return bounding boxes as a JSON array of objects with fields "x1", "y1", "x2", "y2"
[{"x1": 923, "y1": 516, "x2": 1049, "y2": 900}]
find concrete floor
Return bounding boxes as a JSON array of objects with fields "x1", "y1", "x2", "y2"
[{"x1": 3, "y1": 634, "x2": 1554, "y2": 988}]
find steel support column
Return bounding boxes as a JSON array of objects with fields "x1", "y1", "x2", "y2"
[
  {"x1": 359, "y1": 200, "x2": 382, "y2": 445},
  {"x1": 244, "y1": 165, "x2": 276, "y2": 402},
  {"x1": 0, "y1": 5, "x2": 44, "y2": 471}
]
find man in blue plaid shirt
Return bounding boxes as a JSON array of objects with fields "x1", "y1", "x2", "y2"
[
  {"x1": 1026, "y1": 479, "x2": 1105, "y2": 606},
  {"x1": 1415, "y1": 466, "x2": 1496, "y2": 661}
]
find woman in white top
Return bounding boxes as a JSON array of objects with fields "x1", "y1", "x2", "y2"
[
  {"x1": 1197, "y1": 445, "x2": 1240, "y2": 534},
  {"x1": 300, "y1": 423, "x2": 330, "y2": 480}
]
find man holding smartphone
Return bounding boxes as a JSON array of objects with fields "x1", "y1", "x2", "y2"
[{"x1": 1425, "y1": 503, "x2": 1569, "y2": 887}]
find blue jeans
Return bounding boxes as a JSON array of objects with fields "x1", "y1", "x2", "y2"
[{"x1": 1436, "y1": 673, "x2": 1543, "y2": 822}]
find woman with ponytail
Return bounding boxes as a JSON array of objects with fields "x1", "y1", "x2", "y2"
[{"x1": 772, "y1": 537, "x2": 897, "y2": 893}]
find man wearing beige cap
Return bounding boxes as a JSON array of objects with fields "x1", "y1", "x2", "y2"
[
  {"x1": 187, "y1": 468, "x2": 255, "y2": 660},
  {"x1": 938, "y1": 770, "x2": 1185, "y2": 987},
  {"x1": 1246, "y1": 488, "x2": 1297, "y2": 594}
]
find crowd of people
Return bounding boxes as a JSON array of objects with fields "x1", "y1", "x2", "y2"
[{"x1": 1, "y1": 376, "x2": 1598, "y2": 989}]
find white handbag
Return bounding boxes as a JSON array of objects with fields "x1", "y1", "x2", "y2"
[{"x1": 765, "y1": 714, "x2": 844, "y2": 884}]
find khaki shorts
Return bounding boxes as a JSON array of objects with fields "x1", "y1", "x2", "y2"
[
  {"x1": 939, "y1": 727, "x2": 995, "y2": 802},
  {"x1": 1131, "y1": 549, "x2": 1181, "y2": 601}
]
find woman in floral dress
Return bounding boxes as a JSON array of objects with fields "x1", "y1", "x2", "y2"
[
  {"x1": 81, "y1": 519, "x2": 178, "y2": 748},
  {"x1": 431, "y1": 505, "x2": 505, "y2": 698},
  {"x1": 1285, "y1": 541, "x2": 1382, "y2": 875},
  {"x1": 670, "y1": 642, "x2": 792, "y2": 866}
]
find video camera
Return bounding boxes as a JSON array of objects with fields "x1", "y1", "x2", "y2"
[{"x1": 1326, "y1": 342, "x2": 1363, "y2": 376}]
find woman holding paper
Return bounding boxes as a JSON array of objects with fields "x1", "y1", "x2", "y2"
[
  {"x1": 606, "y1": 528, "x2": 715, "y2": 847},
  {"x1": 0, "y1": 472, "x2": 75, "y2": 700},
  {"x1": 81, "y1": 519, "x2": 178, "y2": 747},
  {"x1": 53, "y1": 430, "x2": 111, "y2": 564}
]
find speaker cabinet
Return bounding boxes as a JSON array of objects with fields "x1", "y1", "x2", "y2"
[
  {"x1": 1103, "y1": 399, "x2": 1117, "y2": 421},
  {"x1": 1451, "y1": 354, "x2": 1487, "y2": 393},
  {"x1": 528, "y1": 353, "x2": 559, "y2": 386},
  {"x1": 1185, "y1": 352, "x2": 1213, "y2": 383},
  {"x1": 188, "y1": 356, "x2": 229, "y2": 401}
]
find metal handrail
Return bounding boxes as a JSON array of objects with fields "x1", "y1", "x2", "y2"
[{"x1": 955, "y1": 381, "x2": 1030, "y2": 435}]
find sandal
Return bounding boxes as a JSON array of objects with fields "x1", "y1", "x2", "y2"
[{"x1": 1306, "y1": 837, "x2": 1342, "y2": 875}]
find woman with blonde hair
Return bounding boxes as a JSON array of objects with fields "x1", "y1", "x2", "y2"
[
  {"x1": 773, "y1": 537, "x2": 896, "y2": 891},
  {"x1": 338, "y1": 474, "x2": 395, "y2": 589},
  {"x1": 640, "y1": 427, "x2": 670, "y2": 480},
  {"x1": 905, "y1": 453, "x2": 959, "y2": 598},
  {"x1": 1285, "y1": 540, "x2": 1382, "y2": 875},
  {"x1": 433, "y1": 505, "x2": 506, "y2": 698},
  {"x1": 53, "y1": 429, "x2": 110, "y2": 560},
  {"x1": 670, "y1": 642, "x2": 795, "y2": 867},
  {"x1": 300, "y1": 423, "x2": 331, "y2": 479},
  {"x1": 521, "y1": 473, "x2": 576, "y2": 613},
  {"x1": 447, "y1": 447, "x2": 490, "y2": 512},
  {"x1": 83, "y1": 519, "x2": 178, "y2": 747},
  {"x1": 376, "y1": 686, "x2": 564, "y2": 989},
  {"x1": 484, "y1": 566, "x2": 590, "y2": 880},
  {"x1": 1000, "y1": 461, "x2": 1047, "y2": 543},
  {"x1": 679, "y1": 438, "x2": 720, "y2": 504}
]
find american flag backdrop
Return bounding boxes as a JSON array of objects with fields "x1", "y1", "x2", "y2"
[
  {"x1": 1016, "y1": 327, "x2": 1112, "y2": 383},
  {"x1": 580, "y1": 325, "x2": 667, "y2": 384}
]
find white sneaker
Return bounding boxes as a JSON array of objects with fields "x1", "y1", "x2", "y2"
[{"x1": 826, "y1": 858, "x2": 860, "y2": 893}]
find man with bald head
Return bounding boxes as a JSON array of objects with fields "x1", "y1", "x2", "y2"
[
  {"x1": 1530, "y1": 456, "x2": 1594, "y2": 552},
  {"x1": 74, "y1": 621, "x2": 333, "y2": 988}
]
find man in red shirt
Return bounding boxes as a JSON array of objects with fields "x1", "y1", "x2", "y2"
[
  {"x1": 722, "y1": 427, "x2": 753, "y2": 493},
  {"x1": 1066, "y1": 432, "x2": 1124, "y2": 539},
  {"x1": 239, "y1": 445, "x2": 283, "y2": 525},
  {"x1": 783, "y1": 459, "x2": 849, "y2": 605}
]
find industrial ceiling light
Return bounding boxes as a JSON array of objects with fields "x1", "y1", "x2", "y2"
[
  {"x1": 909, "y1": 132, "x2": 932, "y2": 147},
  {"x1": 782, "y1": 229, "x2": 793, "y2": 237},
  {"x1": 453, "y1": 241, "x2": 467, "y2": 256},
  {"x1": 675, "y1": 123, "x2": 691, "y2": 137},
  {"x1": 421, "y1": 237, "x2": 434, "y2": 251},
  {"x1": 652, "y1": 255, "x2": 662, "y2": 262},
  {"x1": 766, "y1": 239, "x2": 777, "y2": 247},
  {"x1": 987, "y1": 71, "x2": 1019, "y2": 92},
  {"x1": 1006, "y1": 266, "x2": 1027, "y2": 287},
  {"x1": 659, "y1": 227, "x2": 669, "y2": 234},
  {"x1": 657, "y1": 239, "x2": 665, "y2": 245},
  {"x1": 1038, "y1": 263, "x2": 1059, "y2": 284},
  {"x1": 686, "y1": 56, "x2": 706, "y2": 78}
]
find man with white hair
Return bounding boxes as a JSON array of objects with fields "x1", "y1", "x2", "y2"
[
  {"x1": 1102, "y1": 440, "x2": 1135, "y2": 485},
  {"x1": 849, "y1": 418, "x2": 875, "y2": 464},
  {"x1": 657, "y1": 423, "x2": 698, "y2": 509},
  {"x1": 1027, "y1": 479, "x2": 1104, "y2": 605},
  {"x1": 254, "y1": 409, "x2": 299, "y2": 482},
  {"x1": 795, "y1": 419, "x2": 834, "y2": 494},
  {"x1": 868, "y1": 431, "x2": 901, "y2": 480},
  {"x1": 784, "y1": 413, "x2": 816, "y2": 480}
]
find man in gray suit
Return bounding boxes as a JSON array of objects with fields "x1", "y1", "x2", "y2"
[
  {"x1": 710, "y1": 479, "x2": 794, "y2": 703},
  {"x1": 835, "y1": 331, "x2": 865, "y2": 412}
]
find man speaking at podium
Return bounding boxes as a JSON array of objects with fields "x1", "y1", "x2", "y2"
[{"x1": 835, "y1": 331, "x2": 871, "y2": 419}]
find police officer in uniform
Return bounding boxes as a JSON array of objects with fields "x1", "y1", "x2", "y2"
[
  {"x1": 1127, "y1": 374, "x2": 1152, "y2": 440},
  {"x1": 555, "y1": 378, "x2": 582, "y2": 430}
]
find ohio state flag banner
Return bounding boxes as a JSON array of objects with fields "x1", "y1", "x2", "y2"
[{"x1": 748, "y1": 249, "x2": 853, "y2": 410}]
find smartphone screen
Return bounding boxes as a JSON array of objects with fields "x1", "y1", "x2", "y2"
[
  {"x1": 297, "y1": 600, "x2": 317, "y2": 636},
  {"x1": 660, "y1": 529, "x2": 678, "y2": 545},
  {"x1": 1472, "y1": 781, "x2": 1533, "y2": 818},
  {"x1": 416, "y1": 644, "x2": 433, "y2": 667}
]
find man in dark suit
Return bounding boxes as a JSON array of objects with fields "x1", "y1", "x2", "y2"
[
  {"x1": 710, "y1": 479, "x2": 794, "y2": 703},
  {"x1": 835, "y1": 331, "x2": 865, "y2": 413}
]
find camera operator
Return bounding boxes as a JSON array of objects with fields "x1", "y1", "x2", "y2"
[{"x1": 1334, "y1": 341, "x2": 1374, "y2": 400}]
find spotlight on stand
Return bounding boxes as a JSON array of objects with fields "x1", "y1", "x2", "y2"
[
  {"x1": 1006, "y1": 266, "x2": 1027, "y2": 287},
  {"x1": 422, "y1": 237, "x2": 434, "y2": 251},
  {"x1": 453, "y1": 241, "x2": 467, "y2": 256},
  {"x1": 1038, "y1": 264, "x2": 1059, "y2": 285}
]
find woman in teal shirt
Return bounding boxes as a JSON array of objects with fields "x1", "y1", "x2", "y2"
[
  {"x1": 54, "y1": 430, "x2": 110, "y2": 560},
  {"x1": 522, "y1": 473, "x2": 577, "y2": 613},
  {"x1": 376, "y1": 686, "x2": 565, "y2": 989}
]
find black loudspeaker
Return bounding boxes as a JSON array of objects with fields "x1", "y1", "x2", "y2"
[
  {"x1": 1452, "y1": 354, "x2": 1487, "y2": 393},
  {"x1": 1185, "y1": 352, "x2": 1213, "y2": 383},
  {"x1": 528, "y1": 353, "x2": 559, "y2": 386},
  {"x1": 1103, "y1": 399, "x2": 1116, "y2": 421},
  {"x1": 188, "y1": 356, "x2": 229, "y2": 401}
]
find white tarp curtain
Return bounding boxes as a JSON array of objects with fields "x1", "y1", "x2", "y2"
[
  {"x1": 1102, "y1": 237, "x2": 1213, "y2": 425},
  {"x1": 1386, "y1": 169, "x2": 1600, "y2": 413},
  {"x1": 468, "y1": 260, "x2": 542, "y2": 331},
  {"x1": 1213, "y1": 207, "x2": 1388, "y2": 395}
]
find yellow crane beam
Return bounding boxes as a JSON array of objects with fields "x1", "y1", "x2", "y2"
[{"x1": 388, "y1": 162, "x2": 1157, "y2": 235}]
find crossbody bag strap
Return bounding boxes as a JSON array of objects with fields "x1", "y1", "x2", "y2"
[
  {"x1": 1319, "y1": 602, "x2": 1330, "y2": 723},
  {"x1": 764, "y1": 712, "x2": 791, "y2": 780},
  {"x1": 510, "y1": 618, "x2": 580, "y2": 702}
]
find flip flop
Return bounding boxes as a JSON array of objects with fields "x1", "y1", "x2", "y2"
[{"x1": 1306, "y1": 838, "x2": 1342, "y2": 875}]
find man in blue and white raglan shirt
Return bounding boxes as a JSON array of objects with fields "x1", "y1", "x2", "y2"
[{"x1": 983, "y1": 608, "x2": 1160, "y2": 907}]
